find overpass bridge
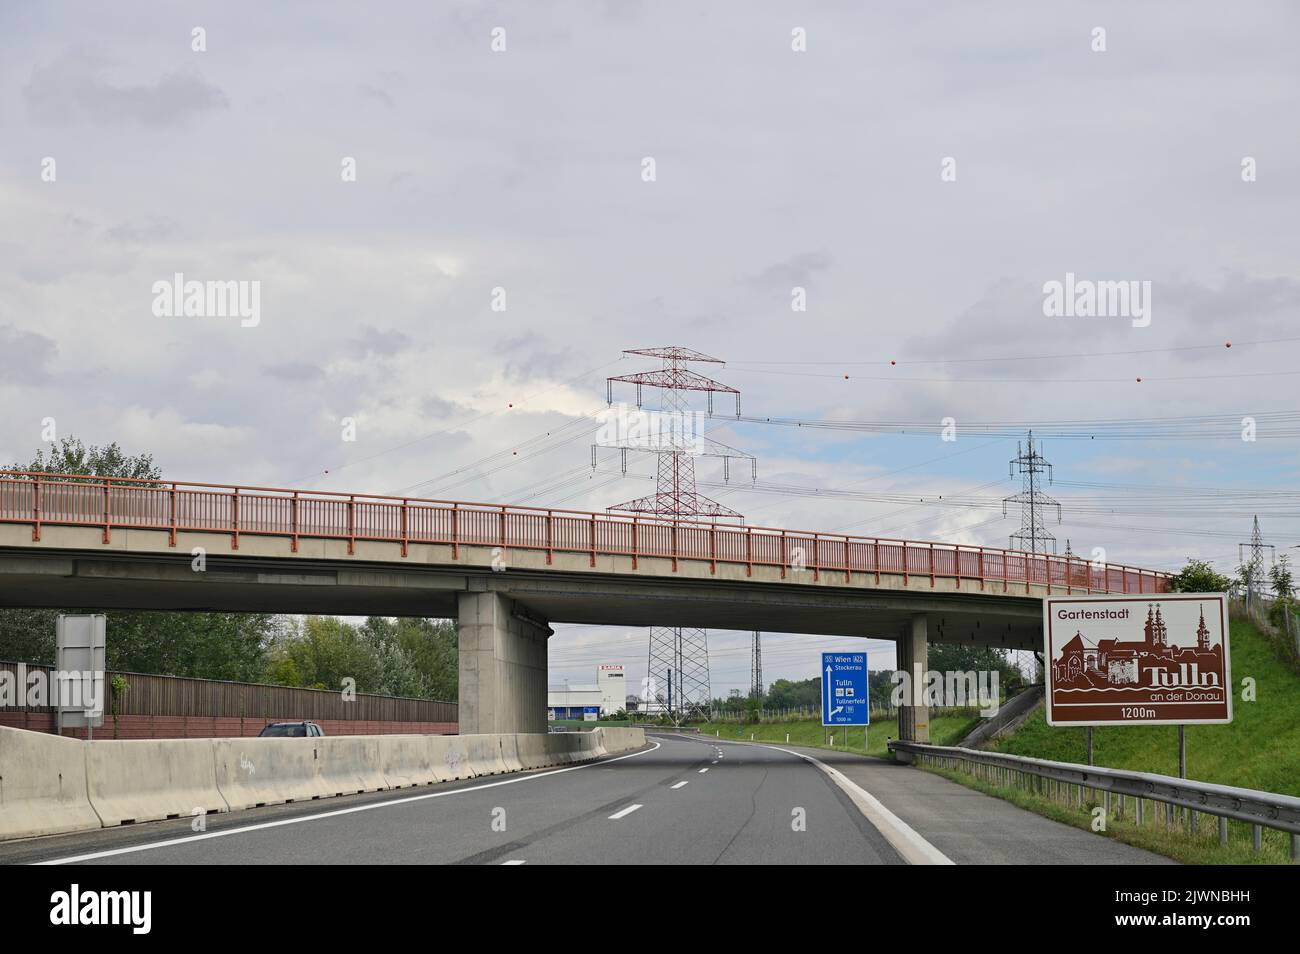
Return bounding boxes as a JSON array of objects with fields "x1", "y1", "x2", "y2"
[{"x1": 0, "y1": 471, "x2": 1170, "y2": 741}]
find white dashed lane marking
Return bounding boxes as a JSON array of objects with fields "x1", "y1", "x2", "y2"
[{"x1": 608, "y1": 804, "x2": 643, "y2": 820}]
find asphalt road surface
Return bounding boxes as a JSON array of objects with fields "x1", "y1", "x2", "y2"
[{"x1": 0, "y1": 733, "x2": 1170, "y2": 865}]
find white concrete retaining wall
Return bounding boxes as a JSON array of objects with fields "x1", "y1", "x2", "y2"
[{"x1": 0, "y1": 726, "x2": 646, "y2": 842}]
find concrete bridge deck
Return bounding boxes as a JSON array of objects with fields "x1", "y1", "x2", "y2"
[{"x1": 0, "y1": 472, "x2": 1172, "y2": 736}]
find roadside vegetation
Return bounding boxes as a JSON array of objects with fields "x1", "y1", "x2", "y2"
[{"x1": 923, "y1": 605, "x2": 1300, "y2": 864}]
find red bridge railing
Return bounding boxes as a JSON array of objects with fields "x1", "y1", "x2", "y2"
[{"x1": 0, "y1": 471, "x2": 1170, "y2": 595}]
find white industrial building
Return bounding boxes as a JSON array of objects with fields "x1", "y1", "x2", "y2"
[{"x1": 547, "y1": 664, "x2": 626, "y2": 720}]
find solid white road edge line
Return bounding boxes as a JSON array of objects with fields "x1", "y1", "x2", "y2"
[
  {"x1": 34, "y1": 740, "x2": 663, "y2": 866},
  {"x1": 715, "y1": 739, "x2": 954, "y2": 866}
]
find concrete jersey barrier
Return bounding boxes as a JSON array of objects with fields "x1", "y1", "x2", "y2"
[
  {"x1": 378, "y1": 735, "x2": 438, "y2": 789},
  {"x1": 0, "y1": 725, "x2": 648, "y2": 843},
  {"x1": 85, "y1": 738, "x2": 228, "y2": 826},
  {"x1": 0, "y1": 726, "x2": 100, "y2": 840},
  {"x1": 463, "y1": 734, "x2": 510, "y2": 776},
  {"x1": 513, "y1": 733, "x2": 559, "y2": 770},
  {"x1": 317, "y1": 736, "x2": 388, "y2": 796},
  {"x1": 213, "y1": 737, "x2": 335, "y2": 809},
  {"x1": 595, "y1": 727, "x2": 645, "y2": 754},
  {"x1": 431, "y1": 735, "x2": 475, "y2": 782}
]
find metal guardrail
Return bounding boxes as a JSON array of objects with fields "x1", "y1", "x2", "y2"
[
  {"x1": 890, "y1": 741, "x2": 1300, "y2": 861},
  {"x1": 0, "y1": 470, "x2": 1171, "y2": 594}
]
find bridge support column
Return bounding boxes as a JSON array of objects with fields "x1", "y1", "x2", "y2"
[
  {"x1": 895, "y1": 613, "x2": 930, "y2": 762},
  {"x1": 457, "y1": 591, "x2": 550, "y2": 735}
]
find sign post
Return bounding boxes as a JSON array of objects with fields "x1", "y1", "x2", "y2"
[
  {"x1": 1044, "y1": 594, "x2": 1231, "y2": 730},
  {"x1": 55, "y1": 614, "x2": 106, "y2": 739},
  {"x1": 821, "y1": 651, "x2": 869, "y2": 749}
]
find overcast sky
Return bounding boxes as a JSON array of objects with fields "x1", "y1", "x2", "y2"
[{"x1": 3, "y1": 1, "x2": 1299, "y2": 696}]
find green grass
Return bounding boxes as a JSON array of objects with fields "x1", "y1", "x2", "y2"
[
  {"x1": 920, "y1": 615, "x2": 1300, "y2": 864},
  {"x1": 691, "y1": 712, "x2": 982, "y2": 759},
  {"x1": 924, "y1": 762, "x2": 1295, "y2": 865}
]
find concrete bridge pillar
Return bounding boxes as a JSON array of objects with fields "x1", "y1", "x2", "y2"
[
  {"x1": 895, "y1": 613, "x2": 930, "y2": 762},
  {"x1": 457, "y1": 590, "x2": 550, "y2": 735}
]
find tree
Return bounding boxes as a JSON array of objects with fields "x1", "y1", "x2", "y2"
[
  {"x1": 264, "y1": 616, "x2": 458, "y2": 700},
  {"x1": 10, "y1": 436, "x2": 160, "y2": 481},
  {"x1": 1170, "y1": 558, "x2": 1233, "y2": 594},
  {"x1": 382, "y1": 617, "x2": 458, "y2": 700},
  {"x1": 0, "y1": 608, "x2": 60, "y2": 663},
  {"x1": 764, "y1": 676, "x2": 821, "y2": 710},
  {"x1": 926, "y1": 643, "x2": 1018, "y2": 685},
  {"x1": 0, "y1": 437, "x2": 280, "y2": 679},
  {"x1": 1270, "y1": 555, "x2": 1295, "y2": 601}
]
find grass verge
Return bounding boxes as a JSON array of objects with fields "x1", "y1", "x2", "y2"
[{"x1": 921, "y1": 761, "x2": 1296, "y2": 865}]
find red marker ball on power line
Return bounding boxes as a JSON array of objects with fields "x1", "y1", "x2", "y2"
[
  {"x1": 1136, "y1": 377, "x2": 1142, "y2": 382},
  {"x1": 890, "y1": 360, "x2": 896, "y2": 365}
]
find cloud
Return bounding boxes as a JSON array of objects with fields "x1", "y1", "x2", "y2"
[
  {"x1": 24, "y1": 53, "x2": 228, "y2": 126},
  {"x1": 0, "y1": 324, "x2": 57, "y2": 383},
  {"x1": 264, "y1": 362, "x2": 326, "y2": 383},
  {"x1": 746, "y1": 252, "x2": 833, "y2": 291},
  {"x1": 353, "y1": 327, "x2": 411, "y2": 356},
  {"x1": 358, "y1": 83, "x2": 395, "y2": 108},
  {"x1": 2, "y1": 1, "x2": 1299, "y2": 693}
]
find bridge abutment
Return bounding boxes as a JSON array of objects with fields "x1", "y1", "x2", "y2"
[
  {"x1": 457, "y1": 590, "x2": 550, "y2": 735},
  {"x1": 895, "y1": 613, "x2": 930, "y2": 762}
]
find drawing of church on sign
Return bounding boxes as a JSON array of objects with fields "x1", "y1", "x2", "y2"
[{"x1": 1052, "y1": 604, "x2": 1224, "y2": 690}]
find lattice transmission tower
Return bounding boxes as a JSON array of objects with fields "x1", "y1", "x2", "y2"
[
  {"x1": 1238, "y1": 515, "x2": 1275, "y2": 603},
  {"x1": 1002, "y1": 430, "x2": 1062, "y2": 554},
  {"x1": 750, "y1": 631, "x2": 764, "y2": 701},
  {"x1": 595, "y1": 346, "x2": 755, "y2": 723}
]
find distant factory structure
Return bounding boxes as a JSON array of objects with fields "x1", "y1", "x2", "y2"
[{"x1": 547, "y1": 664, "x2": 627, "y2": 720}]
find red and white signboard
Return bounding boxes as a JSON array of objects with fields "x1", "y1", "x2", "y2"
[{"x1": 1044, "y1": 593, "x2": 1231, "y2": 726}]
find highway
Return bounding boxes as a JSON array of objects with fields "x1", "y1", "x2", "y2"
[{"x1": 0, "y1": 734, "x2": 1169, "y2": 866}]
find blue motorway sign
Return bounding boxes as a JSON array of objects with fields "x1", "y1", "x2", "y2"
[{"x1": 821, "y1": 652, "x2": 869, "y2": 726}]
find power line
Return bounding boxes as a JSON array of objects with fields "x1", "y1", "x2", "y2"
[
  {"x1": 288, "y1": 359, "x2": 621, "y2": 486},
  {"x1": 730, "y1": 334, "x2": 1300, "y2": 367},
  {"x1": 717, "y1": 409, "x2": 1300, "y2": 441}
]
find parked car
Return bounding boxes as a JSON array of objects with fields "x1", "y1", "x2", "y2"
[{"x1": 259, "y1": 721, "x2": 324, "y2": 737}]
